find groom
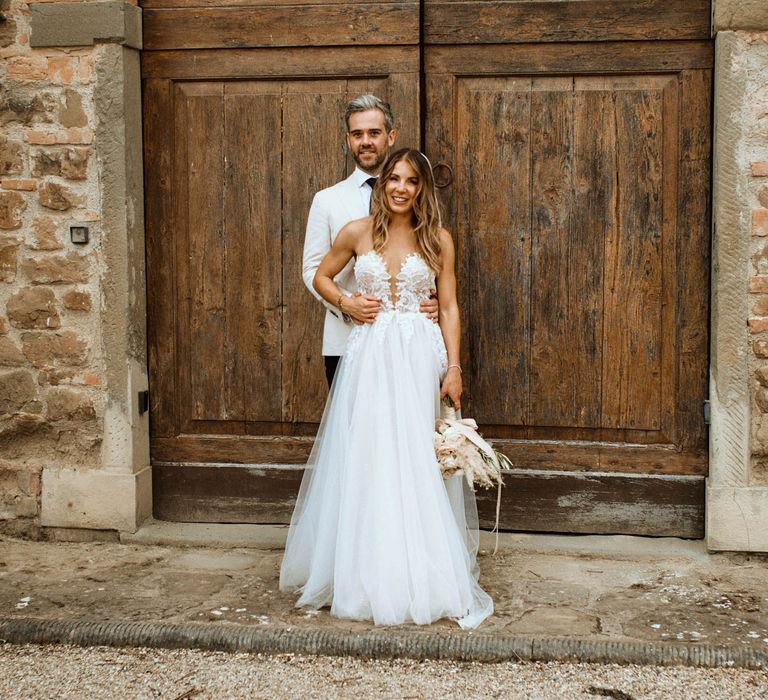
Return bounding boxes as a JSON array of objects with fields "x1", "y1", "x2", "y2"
[{"x1": 302, "y1": 95, "x2": 439, "y2": 386}]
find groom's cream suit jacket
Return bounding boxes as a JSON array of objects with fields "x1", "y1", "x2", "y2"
[{"x1": 302, "y1": 170, "x2": 369, "y2": 356}]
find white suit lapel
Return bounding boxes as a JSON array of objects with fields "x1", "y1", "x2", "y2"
[{"x1": 335, "y1": 173, "x2": 365, "y2": 231}]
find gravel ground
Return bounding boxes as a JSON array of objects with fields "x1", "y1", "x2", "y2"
[{"x1": 1, "y1": 643, "x2": 767, "y2": 699}]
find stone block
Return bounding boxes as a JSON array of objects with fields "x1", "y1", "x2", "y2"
[
  {"x1": 0, "y1": 90, "x2": 57, "y2": 127},
  {"x1": 0, "y1": 338, "x2": 26, "y2": 367},
  {"x1": 22, "y1": 330, "x2": 87, "y2": 368},
  {"x1": 714, "y1": 1, "x2": 768, "y2": 31},
  {"x1": 0, "y1": 237, "x2": 19, "y2": 282},
  {"x1": 0, "y1": 15, "x2": 16, "y2": 50},
  {"x1": 6, "y1": 56, "x2": 48, "y2": 82},
  {"x1": 7, "y1": 286, "x2": 60, "y2": 329},
  {"x1": 58, "y1": 90, "x2": 88, "y2": 129},
  {"x1": 755, "y1": 415, "x2": 768, "y2": 454},
  {"x1": 756, "y1": 387, "x2": 768, "y2": 413},
  {"x1": 0, "y1": 369, "x2": 39, "y2": 415},
  {"x1": 0, "y1": 179, "x2": 36, "y2": 192},
  {"x1": 707, "y1": 486, "x2": 768, "y2": 551},
  {"x1": 0, "y1": 137, "x2": 23, "y2": 176},
  {"x1": 756, "y1": 367, "x2": 768, "y2": 387},
  {"x1": 25, "y1": 128, "x2": 93, "y2": 146},
  {"x1": 41, "y1": 465, "x2": 152, "y2": 532},
  {"x1": 759, "y1": 186, "x2": 768, "y2": 209},
  {"x1": 751, "y1": 241, "x2": 768, "y2": 274},
  {"x1": 0, "y1": 191, "x2": 26, "y2": 230},
  {"x1": 46, "y1": 386, "x2": 96, "y2": 421},
  {"x1": 32, "y1": 147, "x2": 89, "y2": 181},
  {"x1": 38, "y1": 181, "x2": 82, "y2": 211},
  {"x1": 62, "y1": 289, "x2": 91, "y2": 311},
  {"x1": 28, "y1": 216, "x2": 64, "y2": 251},
  {"x1": 748, "y1": 317, "x2": 768, "y2": 333},
  {"x1": 752, "y1": 161, "x2": 768, "y2": 177},
  {"x1": 0, "y1": 466, "x2": 41, "y2": 521},
  {"x1": 753, "y1": 209, "x2": 768, "y2": 237},
  {"x1": 37, "y1": 368, "x2": 75, "y2": 386},
  {"x1": 753, "y1": 294, "x2": 768, "y2": 315},
  {"x1": 30, "y1": 0, "x2": 142, "y2": 50},
  {"x1": 22, "y1": 251, "x2": 89, "y2": 284},
  {"x1": 47, "y1": 57, "x2": 77, "y2": 86},
  {"x1": 754, "y1": 338, "x2": 768, "y2": 358},
  {"x1": 749, "y1": 274, "x2": 768, "y2": 293}
]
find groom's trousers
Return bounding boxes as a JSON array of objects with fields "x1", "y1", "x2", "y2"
[{"x1": 324, "y1": 355, "x2": 340, "y2": 388}]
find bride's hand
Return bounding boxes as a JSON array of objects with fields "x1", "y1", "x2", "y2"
[{"x1": 440, "y1": 366, "x2": 462, "y2": 412}]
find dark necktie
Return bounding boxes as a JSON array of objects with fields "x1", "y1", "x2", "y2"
[{"x1": 365, "y1": 177, "x2": 377, "y2": 213}]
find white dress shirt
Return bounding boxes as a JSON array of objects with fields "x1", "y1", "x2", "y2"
[{"x1": 352, "y1": 167, "x2": 377, "y2": 213}]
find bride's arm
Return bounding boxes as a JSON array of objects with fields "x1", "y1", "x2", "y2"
[
  {"x1": 314, "y1": 221, "x2": 381, "y2": 324},
  {"x1": 436, "y1": 229, "x2": 462, "y2": 411}
]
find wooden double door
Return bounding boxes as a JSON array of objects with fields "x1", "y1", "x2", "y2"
[{"x1": 143, "y1": 0, "x2": 713, "y2": 536}]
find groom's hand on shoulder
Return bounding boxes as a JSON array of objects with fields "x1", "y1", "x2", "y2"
[{"x1": 346, "y1": 291, "x2": 381, "y2": 325}]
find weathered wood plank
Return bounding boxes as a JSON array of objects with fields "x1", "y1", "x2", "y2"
[
  {"x1": 528, "y1": 78, "x2": 580, "y2": 427},
  {"x1": 152, "y1": 462, "x2": 305, "y2": 524},
  {"x1": 425, "y1": 41, "x2": 714, "y2": 75},
  {"x1": 152, "y1": 463, "x2": 705, "y2": 538},
  {"x1": 152, "y1": 436, "x2": 315, "y2": 464},
  {"x1": 569, "y1": 81, "x2": 613, "y2": 430},
  {"x1": 490, "y1": 441, "x2": 707, "y2": 476},
  {"x1": 602, "y1": 79, "x2": 665, "y2": 431},
  {"x1": 281, "y1": 83, "x2": 349, "y2": 424},
  {"x1": 141, "y1": 46, "x2": 421, "y2": 80},
  {"x1": 475, "y1": 470, "x2": 705, "y2": 537},
  {"x1": 223, "y1": 84, "x2": 283, "y2": 422},
  {"x1": 385, "y1": 72, "x2": 420, "y2": 156},
  {"x1": 143, "y1": 5, "x2": 419, "y2": 51},
  {"x1": 676, "y1": 69, "x2": 712, "y2": 452},
  {"x1": 142, "y1": 0, "x2": 402, "y2": 7},
  {"x1": 144, "y1": 78, "x2": 176, "y2": 438},
  {"x1": 180, "y1": 84, "x2": 231, "y2": 426},
  {"x1": 456, "y1": 79, "x2": 532, "y2": 425},
  {"x1": 658, "y1": 75, "x2": 680, "y2": 446},
  {"x1": 425, "y1": 0, "x2": 710, "y2": 44}
]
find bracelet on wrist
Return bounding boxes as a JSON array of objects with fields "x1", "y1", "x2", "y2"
[
  {"x1": 337, "y1": 294, "x2": 345, "y2": 312},
  {"x1": 447, "y1": 364, "x2": 462, "y2": 373}
]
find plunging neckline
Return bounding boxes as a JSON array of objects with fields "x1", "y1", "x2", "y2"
[
  {"x1": 357, "y1": 249, "x2": 426, "y2": 310},
  {"x1": 358, "y1": 249, "x2": 422, "y2": 280}
]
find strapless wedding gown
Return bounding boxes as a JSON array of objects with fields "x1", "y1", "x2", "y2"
[{"x1": 279, "y1": 250, "x2": 493, "y2": 628}]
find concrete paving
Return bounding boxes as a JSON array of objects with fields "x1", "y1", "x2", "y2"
[{"x1": 1, "y1": 523, "x2": 767, "y2": 666}]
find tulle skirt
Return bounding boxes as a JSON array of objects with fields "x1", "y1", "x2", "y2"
[{"x1": 279, "y1": 311, "x2": 493, "y2": 628}]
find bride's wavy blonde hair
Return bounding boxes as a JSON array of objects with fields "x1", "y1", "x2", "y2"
[{"x1": 370, "y1": 148, "x2": 443, "y2": 273}]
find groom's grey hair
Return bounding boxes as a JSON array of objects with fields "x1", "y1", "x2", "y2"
[{"x1": 344, "y1": 95, "x2": 395, "y2": 133}]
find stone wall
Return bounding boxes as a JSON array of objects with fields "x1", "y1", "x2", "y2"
[
  {"x1": 746, "y1": 36, "x2": 768, "y2": 484},
  {"x1": 708, "y1": 16, "x2": 768, "y2": 550},
  {"x1": 0, "y1": 0, "x2": 149, "y2": 537}
]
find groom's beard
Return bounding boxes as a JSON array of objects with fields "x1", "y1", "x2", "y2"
[{"x1": 353, "y1": 147, "x2": 388, "y2": 174}]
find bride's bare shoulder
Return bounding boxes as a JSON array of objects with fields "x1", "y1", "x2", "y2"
[
  {"x1": 337, "y1": 216, "x2": 374, "y2": 251},
  {"x1": 438, "y1": 228, "x2": 455, "y2": 252}
]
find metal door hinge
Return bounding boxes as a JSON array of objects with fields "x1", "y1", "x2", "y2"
[
  {"x1": 703, "y1": 400, "x2": 711, "y2": 425},
  {"x1": 138, "y1": 390, "x2": 149, "y2": 415}
]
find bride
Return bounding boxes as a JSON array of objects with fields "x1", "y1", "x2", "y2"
[{"x1": 279, "y1": 148, "x2": 493, "y2": 628}]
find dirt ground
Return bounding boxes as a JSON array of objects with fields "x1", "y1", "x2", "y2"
[{"x1": 2, "y1": 529, "x2": 768, "y2": 652}]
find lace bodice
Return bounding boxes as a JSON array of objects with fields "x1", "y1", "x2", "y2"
[
  {"x1": 355, "y1": 250, "x2": 434, "y2": 313},
  {"x1": 347, "y1": 250, "x2": 448, "y2": 373}
]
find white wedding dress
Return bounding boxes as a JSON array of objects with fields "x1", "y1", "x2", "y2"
[{"x1": 279, "y1": 250, "x2": 493, "y2": 628}]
